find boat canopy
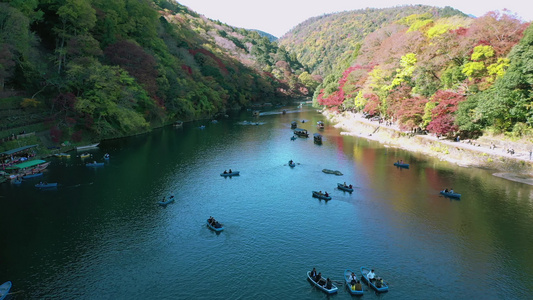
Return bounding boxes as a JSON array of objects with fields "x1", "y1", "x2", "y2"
[
  {"x1": 0, "y1": 144, "x2": 38, "y2": 156},
  {"x1": 314, "y1": 133, "x2": 322, "y2": 138},
  {"x1": 294, "y1": 128, "x2": 308, "y2": 133},
  {"x1": 5, "y1": 159, "x2": 47, "y2": 170}
]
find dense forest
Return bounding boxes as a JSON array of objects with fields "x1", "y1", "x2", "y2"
[
  {"x1": 0, "y1": 0, "x2": 315, "y2": 143},
  {"x1": 282, "y1": 7, "x2": 531, "y2": 138}
]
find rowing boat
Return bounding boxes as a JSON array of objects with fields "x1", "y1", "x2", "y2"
[
  {"x1": 337, "y1": 183, "x2": 353, "y2": 192},
  {"x1": 312, "y1": 191, "x2": 331, "y2": 200},
  {"x1": 344, "y1": 269, "x2": 364, "y2": 295},
  {"x1": 306, "y1": 271, "x2": 338, "y2": 294},
  {"x1": 440, "y1": 190, "x2": 461, "y2": 198},
  {"x1": 207, "y1": 219, "x2": 224, "y2": 231},
  {"x1": 0, "y1": 281, "x2": 12, "y2": 300},
  {"x1": 35, "y1": 182, "x2": 58, "y2": 188},
  {"x1": 361, "y1": 267, "x2": 388, "y2": 293},
  {"x1": 220, "y1": 171, "x2": 239, "y2": 177},
  {"x1": 158, "y1": 196, "x2": 175, "y2": 205}
]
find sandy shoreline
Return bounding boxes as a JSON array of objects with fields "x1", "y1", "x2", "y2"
[{"x1": 324, "y1": 111, "x2": 533, "y2": 186}]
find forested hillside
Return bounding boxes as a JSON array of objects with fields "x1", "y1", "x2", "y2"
[
  {"x1": 287, "y1": 7, "x2": 531, "y2": 138},
  {"x1": 0, "y1": 0, "x2": 315, "y2": 143}
]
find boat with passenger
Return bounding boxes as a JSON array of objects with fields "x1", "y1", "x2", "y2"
[
  {"x1": 207, "y1": 217, "x2": 224, "y2": 231},
  {"x1": 440, "y1": 190, "x2": 461, "y2": 198},
  {"x1": 294, "y1": 128, "x2": 309, "y2": 137},
  {"x1": 337, "y1": 183, "x2": 353, "y2": 192},
  {"x1": 394, "y1": 161, "x2": 409, "y2": 168},
  {"x1": 35, "y1": 182, "x2": 58, "y2": 188},
  {"x1": 291, "y1": 121, "x2": 297, "y2": 129},
  {"x1": 312, "y1": 191, "x2": 331, "y2": 200},
  {"x1": 220, "y1": 170, "x2": 239, "y2": 177},
  {"x1": 344, "y1": 269, "x2": 364, "y2": 295},
  {"x1": 317, "y1": 121, "x2": 325, "y2": 130},
  {"x1": 158, "y1": 195, "x2": 175, "y2": 205},
  {"x1": 361, "y1": 267, "x2": 388, "y2": 293},
  {"x1": 313, "y1": 133, "x2": 322, "y2": 144},
  {"x1": 306, "y1": 271, "x2": 338, "y2": 294},
  {"x1": 86, "y1": 161, "x2": 104, "y2": 167}
]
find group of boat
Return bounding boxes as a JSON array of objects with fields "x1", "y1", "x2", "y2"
[
  {"x1": 392, "y1": 161, "x2": 462, "y2": 198},
  {"x1": 307, "y1": 266, "x2": 388, "y2": 295}
]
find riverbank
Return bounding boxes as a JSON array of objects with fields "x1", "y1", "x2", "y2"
[{"x1": 325, "y1": 111, "x2": 533, "y2": 185}]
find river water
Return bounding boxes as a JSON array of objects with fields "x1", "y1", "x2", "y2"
[{"x1": 1, "y1": 104, "x2": 532, "y2": 299}]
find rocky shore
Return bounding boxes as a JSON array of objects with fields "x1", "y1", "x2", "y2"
[{"x1": 325, "y1": 111, "x2": 533, "y2": 185}]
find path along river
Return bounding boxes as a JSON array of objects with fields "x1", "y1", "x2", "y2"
[{"x1": 1, "y1": 104, "x2": 532, "y2": 299}]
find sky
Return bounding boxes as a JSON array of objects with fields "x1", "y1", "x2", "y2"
[{"x1": 177, "y1": 0, "x2": 533, "y2": 38}]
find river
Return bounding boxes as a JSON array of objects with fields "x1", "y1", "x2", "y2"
[{"x1": 1, "y1": 104, "x2": 532, "y2": 299}]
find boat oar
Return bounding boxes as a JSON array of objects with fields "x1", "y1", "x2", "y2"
[{"x1": 8, "y1": 290, "x2": 25, "y2": 295}]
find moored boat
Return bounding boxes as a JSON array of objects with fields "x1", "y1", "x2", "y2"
[
  {"x1": 394, "y1": 162, "x2": 410, "y2": 168},
  {"x1": 220, "y1": 171, "x2": 239, "y2": 177},
  {"x1": 76, "y1": 143, "x2": 99, "y2": 151},
  {"x1": 312, "y1": 191, "x2": 331, "y2": 200},
  {"x1": 80, "y1": 153, "x2": 91, "y2": 159},
  {"x1": 207, "y1": 218, "x2": 224, "y2": 231},
  {"x1": 306, "y1": 271, "x2": 338, "y2": 294},
  {"x1": 440, "y1": 190, "x2": 461, "y2": 198},
  {"x1": 361, "y1": 267, "x2": 388, "y2": 293},
  {"x1": 294, "y1": 128, "x2": 309, "y2": 137},
  {"x1": 337, "y1": 183, "x2": 353, "y2": 192},
  {"x1": 4, "y1": 159, "x2": 50, "y2": 179},
  {"x1": 0, "y1": 281, "x2": 12, "y2": 300},
  {"x1": 344, "y1": 269, "x2": 364, "y2": 295},
  {"x1": 54, "y1": 153, "x2": 71, "y2": 158},
  {"x1": 22, "y1": 172, "x2": 43, "y2": 179},
  {"x1": 158, "y1": 195, "x2": 175, "y2": 205},
  {"x1": 35, "y1": 182, "x2": 58, "y2": 188}
]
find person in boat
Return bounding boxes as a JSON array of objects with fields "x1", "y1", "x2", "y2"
[
  {"x1": 223, "y1": 170, "x2": 228, "y2": 174},
  {"x1": 324, "y1": 278, "x2": 333, "y2": 289},
  {"x1": 324, "y1": 192, "x2": 329, "y2": 197},
  {"x1": 318, "y1": 191, "x2": 323, "y2": 196},
  {"x1": 229, "y1": 169, "x2": 232, "y2": 173},
  {"x1": 375, "y1": 277, "x2": 383, "y2": 288},
  {"x1": 349, "y1": 184, "x2": 353, "y2": 189},
  {"x1": 450, "y1": 188, "x2": 454, "y2": 193},
  {"x1": 314, "y1": 272, "x2": 322, "y2": 282},
  {"x1": 214, "y1": 221, "x2": 221, "y2": 228},
  {"x1": 444, "y1": 188, "x2": 449, "y2": 192},
  {"x1": 349, "y1": 272, "x2": 358, "y2": 282},
  {"x1": 310, "y1": 268, "x2": 317, "y2": 279},
  {"x1": 208, "y1": 216, "x2": 215, "y2": 225},
  {"x1": 367, "y1": 269, "x2": 376, "y2": 282},
  {"x1": 343, "y1": 182, "x2": 347, "y2": 187}
]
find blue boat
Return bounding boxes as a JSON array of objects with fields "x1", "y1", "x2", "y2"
[
  {"x1": 440, "y1": 190, "x2": 461, "y2": 198},
  {"x1": 312, "y1": 191, "x2": 331, "y2": 200},
  {"x1": 86, "y1": 162, "x2": 104, "y2": 167},
  {"x1": 344, "y1": 269, "x2": 364, "y2": 295},
  {"x1": 337, "y1": 183, "x2": 353, "y2": 193},
  {"x1": 158, "y1": 196, "x2": 175, "y2": 205},
  {"x1": 394, "y1": 162, "x2": 410, "y2": 168},
  {"x1": 0, "y1": 281, "x2": 12, "y2": 300},
  {"x1": 35, "y1": 182, "x2": 58, "y2": 188},
  {"x1": 360, "y1": 267, "x2": 388, "y2": 293},
  {"x1": 306, "y1": 271, "x2": 338, "y2": 294},
  {"x1": 12, "y1": 179, "x2": 22, "y2": 185},
  {"x1": 289, "y1": 161, "x2": 296, "y2": 167},
  {"x1": 290, "y1": 136, "x2": 297, "y2": 141},
  {"x1": 22, "y1": 172, "x2": 43, "y2": 179},
  {"x1": 207, "y1": 218, "x2": 224, "y2": 231},
  {"x1": 220, "y1": 171, "x2": 239, "y2": 177},
  {"x1": 103, "y1": 153, "x2": 110, "y2": 160}
]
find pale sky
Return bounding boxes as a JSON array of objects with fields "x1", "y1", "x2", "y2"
[{"x1": 177, "y1": 0, "x2": 533, "y2": 38}]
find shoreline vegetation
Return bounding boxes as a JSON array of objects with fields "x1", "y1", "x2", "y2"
[{"x1": 325, "y1": 110, "x2": 533, "y2": 186}]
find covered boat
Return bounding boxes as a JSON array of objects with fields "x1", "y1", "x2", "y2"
[
  {"x1": 317, "y1": 121, "x2": 325, "y2": 129},
  {"x1": 306, "y1": 271, "x2": 338, "y2": 294},
  {"x1": 35, "y1": 182, "x2": 58, "y2": 188},
  {"x1": 0, "y1": 281, "x2": 12, "y2": 300},
  {"x1": 337, "y1": 183, "x2": 353, "y2": 192},
  {"x1": 440, "y1": 190, "x2": 461, "y2": 198},
  {"x1": 344, "y1": 269, "x2": 364, "y2": 295},
  {"x1": 293, "y1": 128, "x2": 309, "y2": 137},
  {"x1": 220, "y1": 171, "x2": 239, "y2": 177},
  {"x1": 312, "y1": 191, "x2": 331, "y2": 200},
  {"x1": 313, "y1": 133, "x2": 322, "y2": 144},
  {"x1": 207, "y1": 218, "x2": 224, "y2": 231},
  {"x1": 158, "y1": 195, "x2": 175, "y2": 205},
  {"x1": 291, "y1": 121, "x2": 297, "y2": 129},
  {"x1": 4, "y1": 159, "x2": 50, "y2": 179},
  {"x1": 361, "y1": 267, "x2": 388, "y2": 293},
  {"x1": 394, "y1": 162, "x2": 410, "y2": 168}
]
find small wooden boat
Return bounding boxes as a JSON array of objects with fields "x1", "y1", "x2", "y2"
[
  {"x1": 207, "y1": 219, "x2": 224, "y2": 231},
  {"x1": 0, "y1": 281, "x2": 12, "y2": 300},
  {"x1": 312, "y1": 191, "x2": 331, "y2": 200},
  {"x1": 86, "y1": 162, "x2": 104, "y2": 167},
  {"x1": 313, "y1": 133, "x2": 322, "y2": 144},
  {"x1": 80, "y1": 153, "x2": 91, "y2": 159},
  {"x1": 35, "y1": 182, "x2": 58, "y2": 188},
  {"x1": 344, "y1": 269, "x2": 364, "y2": 295},
  {"x1": 158, "y1": 196, "x2": 175, "y2": 205},
  {"x1": 294, "y1": 128, "x2": 309, "y2": 137},
  {"x1": 361, "y1": 267, "x2": 388, "y2": 293},
  {"x1": 394, "y1": 162, "x2": 410, "y2": 168},
  {"x1": 76, "y1": 143, "x2": 99, "y2": 151},
  {"x1": 220, "y1": 171, "x2": 239, "y2": 177},
  {"x1": 440, "y1": 190, "x2": 461, "y2": 198},
  {"x1": 337, "y1": 183, "x2": 353, "y2": 193},
  {"x1": 22, "y1": 172, "x2": 43, "y2": 179},
  {"x1": 54, "y1": 153, "x2": 71, "y2": 158},
  {"x1": 289, "y1": 161, "x2": 296, "y2": 167},
  {"x1": 306, "y1": 271, "x2": 338, "y2": 294}
]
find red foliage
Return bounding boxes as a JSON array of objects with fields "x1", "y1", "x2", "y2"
[
  {"x1": 396, "y1": 96, "x2": 428, "y2": 130},
  {"x1": 181, "y1": 64, "x2": 192, "y2": 75},
  {"x1": 386, "y1": 85, "x2": 412, "y2": 119},
  {"x1": 362, "y1": 93, "x2": 381, "y2": 115},
  {"x1": 50, "y1": 126, "x2": 62, "y2": 143},
  {"x1": 188, "y1": 48, "x2": 229, "y2": 75},
  {"x1": 426, "y1": 90, "x2": 466, "y2": 135},
  {"x1": 426, "y1": 114, "x2": 457, "y2": 136}
]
